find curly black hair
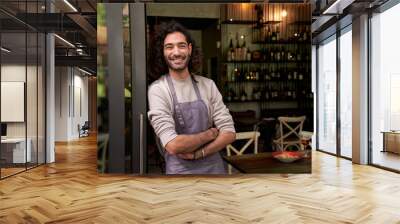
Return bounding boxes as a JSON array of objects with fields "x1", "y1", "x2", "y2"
[{"x1": 148, "y1": 20, "x2": 202, "y2": 83}]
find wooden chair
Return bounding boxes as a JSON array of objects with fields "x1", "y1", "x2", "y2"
[
  {"x1": 273, "y1": 116, "x2": 306, "y2": 151},
  {"x1": 226, "y1": 131, "x2": 260, "y2": 174}
]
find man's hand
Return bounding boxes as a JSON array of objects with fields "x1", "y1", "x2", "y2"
[
  {"x1": 176, "y1": 149, "x2": 204, "y2": 160},
  {"x1": 176, "y1": 152, "x2": 194, "y2": 160},
  {"x1": 207, "y1": 128, "x2": 219, "y2": 140},
  {"x1": 165, "y1": 127, "x2": 219, "y2": 155}
]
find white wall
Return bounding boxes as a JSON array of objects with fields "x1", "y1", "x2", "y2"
[
  {"x1": 55, "y1": 67, "x2": 89, "y2": 141},
  {"x1": 1, "y1": 65, "x2": 30, "y2": 137},
  {"x1": 55, "y1": 67, "x2": 68, "y2": 141}
]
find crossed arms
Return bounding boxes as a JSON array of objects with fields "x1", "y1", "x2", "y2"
[
  {"x1": 165, "y1": 128, "x2": 236, "y2": 160},
  {"x1": 148, "y1": 78, "x2": 236, "y2": 160}
]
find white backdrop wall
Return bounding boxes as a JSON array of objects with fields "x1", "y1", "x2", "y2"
[
  {"x1": 55, "y1": 67, "x2": 89, "y2": 141},
  {"x1": 1, "y1": 65, "x2": 28, "y2": 138}
]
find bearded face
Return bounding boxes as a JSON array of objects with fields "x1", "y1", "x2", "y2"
[{"x1": 163, "y1": 32, "x2": 192, "y2": 72}]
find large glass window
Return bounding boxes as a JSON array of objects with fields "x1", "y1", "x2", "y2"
[
  {"x1": 1, "y1": 30, "x2": 28, "y2": 177},
  {"x1": 339, "y1": 27, "x2": 352, "y2": 158},
  {"x1": 371, "y1": 3, "x2": 400, "y2": 171},
  {"x1": 0, "y1": 1, "x2": 46, "y2": 179},
  {"x1": 317, "y1": 36, "x2": 337, "y2": 154}
]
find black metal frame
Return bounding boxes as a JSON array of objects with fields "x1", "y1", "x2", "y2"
[
  {"x1": 130, "y1": 3, "x2": 147, "y2": 174},
  {"x1": 0, "y1": 0, "x2": 47, "y2": 180},
  {"x1": 336, "y1": 19, "x2": 341, "y2": 158},
  {"x1": 97, "y1": 3, "x2": 148, "y2": 174},
  {"x1": 105, "y1": 3, "x2": 126, "y2": 173},
  {"x1": 367, "y1": 10, "x2": 373, "y2": 166},
  {"x1": 0, "y1": 13, "x2": 2, "y2": 179}
]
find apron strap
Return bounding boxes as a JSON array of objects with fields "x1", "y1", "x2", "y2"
[
  {"x1": 191, "y1": 75, "x2": 202, "y2": 101},
  {"x1": 166, "y1": 74, "x2": 185, "y2": 127},
  {"x1": 166, "y1": 74, "x2": 179, "y2": 104}
]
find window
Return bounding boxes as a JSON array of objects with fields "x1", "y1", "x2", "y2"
[
  {"x1": 317, "y1": 36, "x2": 337, "y2": 154},
  {"x1": 339, "y1": 28, "x2": 352, "y2": 158},
  {"x1": 371, "y1": 2, "x2": 400, "y2": 171}
]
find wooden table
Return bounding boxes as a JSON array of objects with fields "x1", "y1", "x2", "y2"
[
  {"x1": 223, "y1": 151, "x2": 311, "y2": 174},
  {"x1": 381, "y1": 131, "x2": 400, "y2": 154}
]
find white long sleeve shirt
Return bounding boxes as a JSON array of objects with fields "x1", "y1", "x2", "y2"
[{"x1": 148, "y1": 74, "x2": 235, "y2": 147}]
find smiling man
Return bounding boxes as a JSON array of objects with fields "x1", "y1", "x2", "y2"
[{"x1": 147, "y1": 21, "x2": 236, "y2": 174}]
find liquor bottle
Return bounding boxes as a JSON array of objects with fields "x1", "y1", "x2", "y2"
[
  {"x1": 242, "y1": 38, "x2": 247, "y2": 61},
  {"x1": 299, "y1": 70, "x2": 303, "y2": 80},
  {"x1": 287, "y1": 83, "x2": 292, "y2": 99},
  {"x1": 297, "y1": 47, "x2": 302, "y2": 61},
  {"x1": 227, "y1": 37, "x2": 234, "y2": 61},
  {"x1": 276, "y1": 68, "x2": 281, "y2": 80},
  {"x1": 266, "y1": 26, "x2": 271, "y2": 42},
  {"x1": 305, "y1": 48, "x2": 310, "y2": 61},
  {"x1": 270, "y1": 66, "x2": 275, "y2": 80},
  {"x1": 267, "y1": 68, "x2": 272, "y2": 80},
  {"x1": 287, "y1": 47, "x2": 292, "y2": 61},
  {"x1": 270, "y1": 47, "x2": 274, "y2": 61},
  {"x1": 233, "y1": 87, "x2": 239, "y2": 101},
  {"x1": 240, "y1": 87, "x2": 247, "y2": 101},
  {"x1": 232, "y1": 67, "x2": 237, "y2": 81},
  {"x1": 298, "y1": 26, "x2": 303, "y2": 42},
  {"x1": 276, "y1": 25, "x2": 280, "y2": 41},
  {"x1": 255, "y1": 68, "x2": 260, "y2": 80},
  {"x1": 276, "y1": 47, "x2": 281, "y2": 61},
  {"x1": 271, "y1": 26, "x2": 276, "y2": 42},
  {"x1": 227, "y1": 88, "x2": 233, "y2": 101},
  {"x1": 302, "y1": 26, "x2": 307, "y2": 42},
  {"x1": 252, "y1": 87, "x2": 258, "y2": 100},
  {"x1": 246, "y1": 46, "x2": 252, "y2": 61},
  {"x1": 235, "y1": 33, "x2": 240, "y2": 61},
  {"x1": 265, "y1": 86, "x2": 270, "y2": 100},
  {"x1": 245, "y1": 67, "x2": 250, "y2": 80}
]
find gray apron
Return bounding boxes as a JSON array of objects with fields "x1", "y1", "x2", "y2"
[{"x1": 164, "y1": 74, "x2": 226, "y2": 174}]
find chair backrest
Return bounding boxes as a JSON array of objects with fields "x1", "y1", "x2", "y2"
[
  {"x1": 277, "y1": 116, "x2": 306, "y2": 142},
  {"x1": 83, "y1": 121, "x2": 90, "y2": 128}
]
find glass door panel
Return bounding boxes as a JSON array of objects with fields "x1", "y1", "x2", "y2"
[
  {"x1": 371, "y1": 3, "x2": 400, "y2": 171},
  {"x1": 317, "y1": 36, "x2": 337, "y2": 154},
  {"x1": 339, "y1": 28, "x2": 352, "y2": 158}
]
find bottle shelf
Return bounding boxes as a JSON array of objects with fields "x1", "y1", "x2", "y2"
[{"x1": 221, "y1": 3, "x2": 313, "y2": 114}]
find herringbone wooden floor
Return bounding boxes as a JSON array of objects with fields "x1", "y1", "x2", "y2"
[{"x1": 1, "y1": 135, "x2": 400, "y2": 224}]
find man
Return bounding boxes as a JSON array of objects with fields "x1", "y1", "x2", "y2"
[{"x1": 147, "y1": 21, "x2": 236, "y2": 174}]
